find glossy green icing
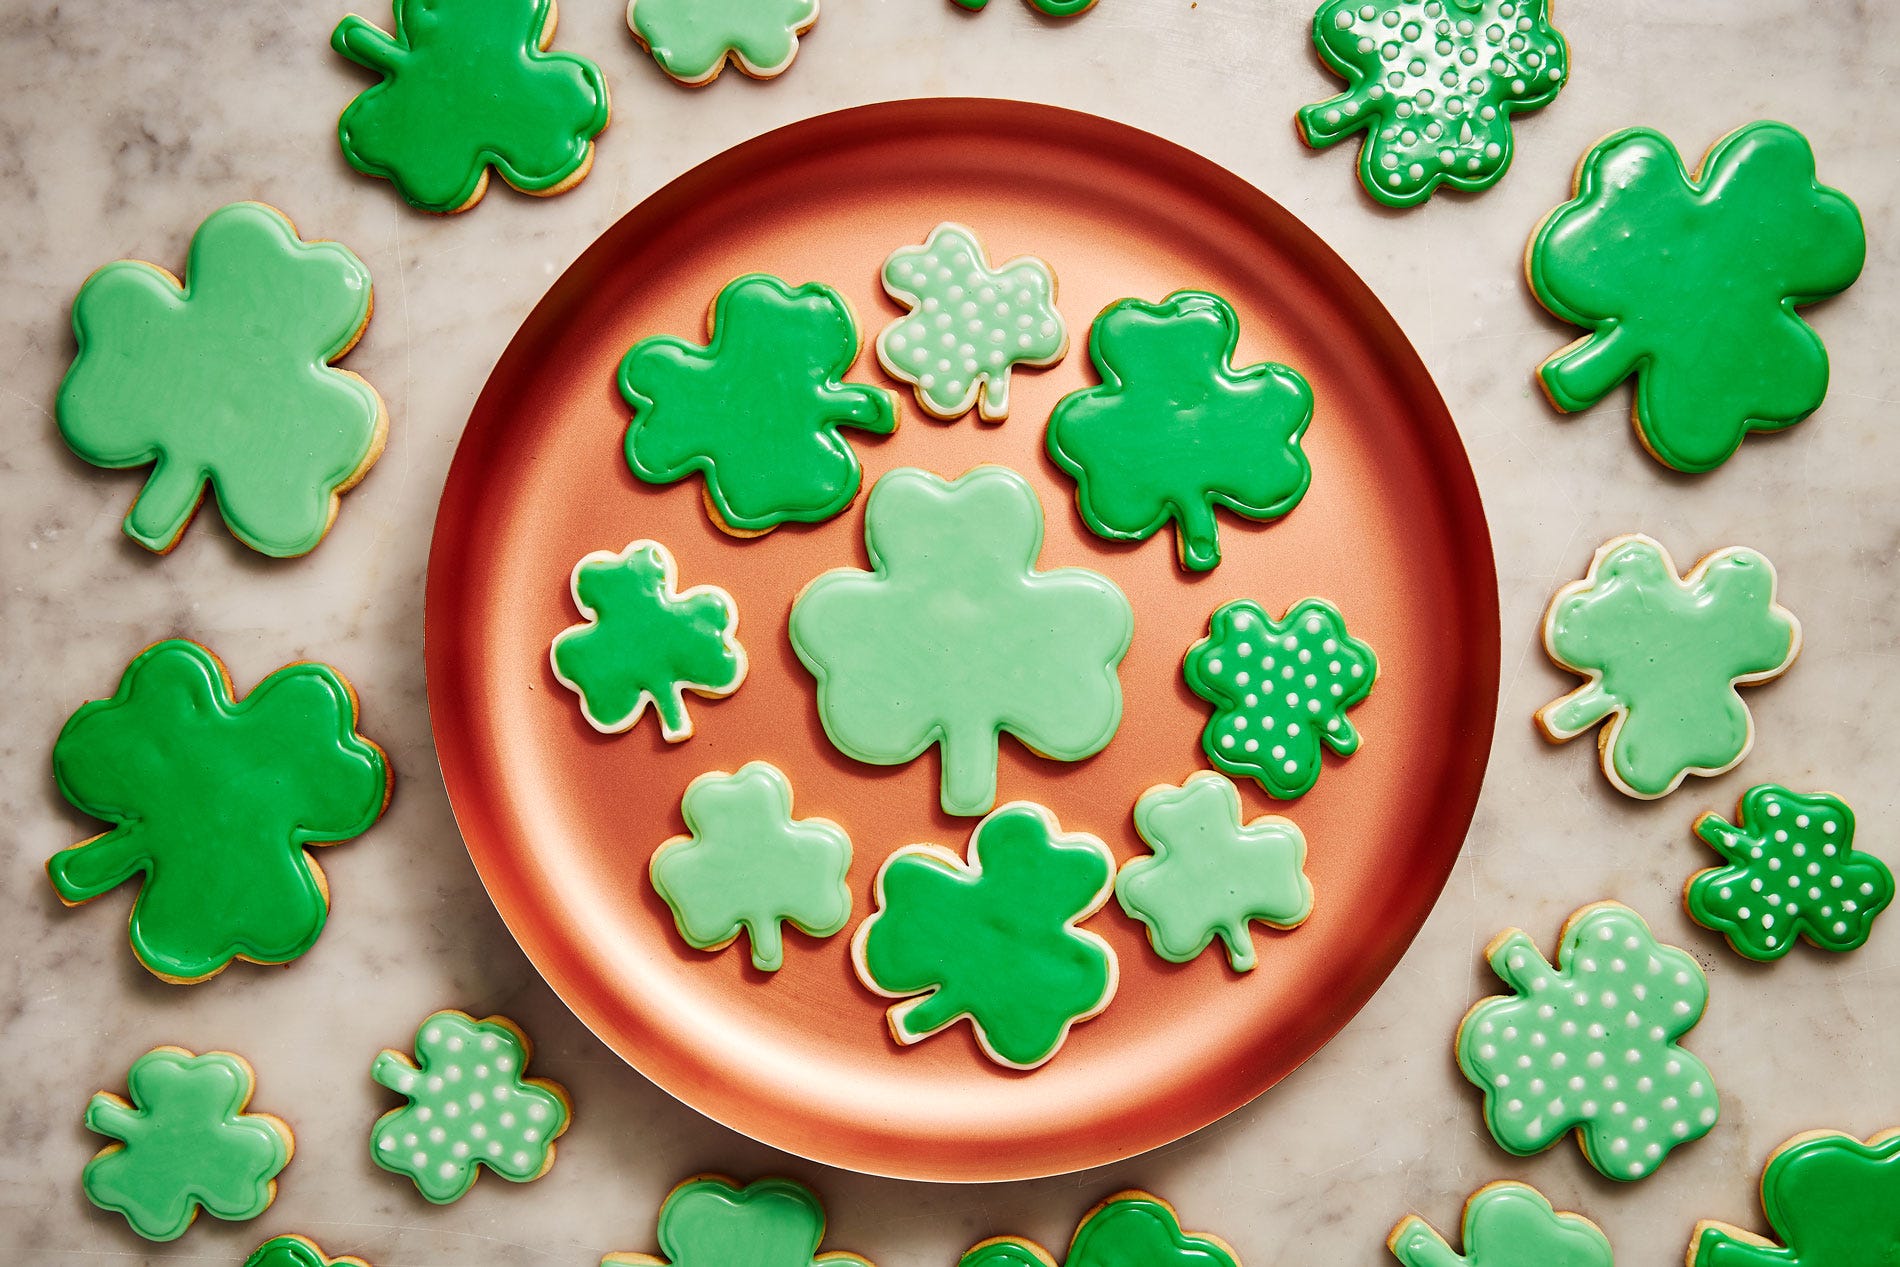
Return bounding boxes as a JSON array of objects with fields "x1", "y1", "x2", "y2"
[
  {"x1": 629, "y1": 0, "x2": 817, "y2": 84},
  {"x1": 1389, "y1": 1182, "x2": 1612, "y2": 1267},
  {"x1": 1538, "y1": 535, "x2": 1800, "y2": 800},
  {"x1": 1047, "y1": 290, "x2": 1311, "y2": 572},
  {"x1": 963, "y1": 1193, "x2": 1238, "y2": 1267},
  {"x1": 1693, "y1": 1131, "x2": 1900, "y2": 1267},
  {"x1": 57, "y1": 201, "x2": 383, "y2": 557},
  {"x1": 621, "y1": 274, "x2": 896, "y2": 534},
  {"x1": 953, "y1": 0, "x2": 1097, "y2": 14},
  {"x1": 83, "y1": 1048, "x2": 290, "y2": 1242},
  {"x1": 48, "y1": 639, "x2": 389, "y2": 983},
  {"x1": 602, "y1": 1175, "x2": 854, "y2": 1267},
  {"x1": 334, "y1": 0, "x2": 609, "y2": 213},
  {"x1": 790, "y1": 465, "x2": 1132, "y2": 816},
  {"x1": 1531, "y1": 122, "x2": 1865, "y2": 472},
  {"x1": 246, "y1": 1235, "x2": 367, "y2": 1267}
]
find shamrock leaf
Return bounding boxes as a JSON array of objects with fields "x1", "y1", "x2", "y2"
[
  {"x1": 56, "y1": 201, "x2": 385, "y2": 557},
  {"x1": 83, "y1": 1047, "x2": 291, "y2": 1242},
  {"x1": 47, "y1": 639, "x2": 390, "y2": 983},
  {"x1": 1047, "y1": 291, "x2": 1311, "y2": 572},
  {"x1": 1692, "y1": 1130, "x2": 1900, "y2": 1267},
  {"x1": 550, "y1": 540, "x2": 746, "y2": 740},
  {"x1": 334, "y1": 0, "x2": 609, "y2": 213},
  {"x1": 246, "y1": 1235, "x2": 371, "y2": 1267},
  {"x1": 629, "y1": 0, "x2": 819, "y2": 84},
  {"x1": 1297, "y1": 0, "x2": 1568, "y2": 208},
  {"x1": 952, "y1": 0, "x2": 1097, "y2": 13},
  {"x1": 1536, "y1": 535, "x2": 1799, "y2": 799},
  {"x1": 790, "y1": 465, "x2": 1132, "y2": 816},
  {"x1": 853, "y1": 802, "x2": 1117, "y2": 1069},
  {"x1": 622, "y1": 274, "x2": 897, "y2": 535},
  {"x1": 1531, "y1": 122, "x2": 1865, "y2": 472},
  {"x1": 962, "y1": 1191, "x2": 1238, "y2": 1267},
  {"x1": 602, "y1": 1174, "x2": 869, "y2": 1267},
  {"x1": 1389, "y1": 1182, "x2": 1612, "y2": 1267}
]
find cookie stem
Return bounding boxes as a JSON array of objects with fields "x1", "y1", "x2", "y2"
[
  {"x1": 940, "y1": 727, "x2": 1000, "y2": 817},
  {"x1": 1175, "y1": 499, "x2": 1222, "y2": 572},
  {"x1": 746, "y1": 918, "x2": 784, "y2": 972},
  {"x1": 1387, "y1": 1215, "x2": 1463, "y2": 1267},
  {"x1": 124, "y1": 458, "x2": 205, "y2": 551},
  {"x1": 47, "y1": 827, "x2": 149, "y2": 902},
  {"x1": 1541, "y1": 683, "x2": 1615, "y2": 738},
  {"x1": 1540, "y1": 326, "x2": 1637, "y2": 413}
]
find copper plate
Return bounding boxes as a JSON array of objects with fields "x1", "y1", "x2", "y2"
[{"x1": 426, "y1": 98, "x2": 1498, "y2": 1182}]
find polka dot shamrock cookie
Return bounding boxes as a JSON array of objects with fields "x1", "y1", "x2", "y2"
[
  {"x1": 1297, "y1": 0, "x2": 1567, "y2": 207},
  {"x1": 1456, "y1": 901, "x2": 1718, "y2": 1182},
  {"x1": 83, "y1": 1047, "x2": 292, "y2": 1242},
  {"x1": 952, "y1": 0, "x2": 1097, "y2": 14},
  {"x1": 57, "y1": 201, "x2": 385, "y2": 557},
  {"x1": 246, "y1": 1235, "x2": 371, "y2": 1267},
  {"x1": 602, "y1": 1174, "x2": 870, "y2": 1267},
  {"x1": 961, "y1": 1191, "x2": 1240, "y2": 1267},
  {"x1": 1389, "y1": 1182, "x2": 1612, "y2": 1267},
  {"x1": 1530, "y1": 122, "x2": 1865, "y2": 472},
  {"x1": 1686, "y1": 785, "x2": 1893, "y2": 961},
  {"x1": 629, "y1": 0, "x2": 819, "y2": 85},
  {"x1": 1690, "y1": 1129, "x2": 1900, "y2": 1267},
  {"x1": 370, "y1": 1010, "x2": 571, "y2": 1204}
]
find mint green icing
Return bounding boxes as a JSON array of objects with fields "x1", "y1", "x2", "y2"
[
  {"x1": 601, "y1": 1175, "x2": 857, "y2": 1267},
  {"x1": 628, "y1": 0, "x2": 818, "y2": 84},
  {"x1": 1390, "y1": 1183, "x2": 1612, "y2": 1267},
  {"x1": 961, "y1": 1192, "x2": 1238, "y2": 1267},
  {"x1": 1693, "y1": 1131, "x2": 1900, "y2": 1267}
]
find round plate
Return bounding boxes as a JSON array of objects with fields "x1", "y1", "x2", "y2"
[{"x1": 426, "y1": 98, "x2": 1498, "y2": 1182}]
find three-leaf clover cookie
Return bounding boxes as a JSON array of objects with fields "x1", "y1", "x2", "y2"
[
  {"x1": 57, "y1": 201, "x2": 385, "y2": 557},
  {"x1": 370, "y1": 1010, "x2": 571, "y2": 1204},
  {"x1": 1297, "y1": 0, "x2": 1568, "y2": 207},
  {"x1": 1537, "y1": 535, "x2": 1800, "y2": 799},
  {"x1": 1691, "y1": 1129, "x2": 1900, "y2": 1267},
  {"x1": 83, "y1": 1048, "x2": 292, "y2": 1242},
  {"x1": 790, "y1": 465, "x2": 1133, "y2": 816},
  {"x1": 334, "y1": 0, "x2": 610, "y2": 214},
  {"x1": 602, "y1": 1174, "x2": 870, "y2": 1267},
  {"x1": 246, "y1": 1235, "x2": 371, "y2": 1267},
  {"x1": 629, "y1": 0, "x2": 819, "y2": 85},
  {"x1": 1389, "y1": 1182, "x2": 1612, "y2": 1267},
  {"x1": 47, "y1": 639, "x2": 391, "y2": 983},
  {"x1": 961, "y1": 1191, "x2": 1239, "y2": 1267},
  {"x1": 1686, "y1": 785, "x2": 1893, "y2": 961},
  {"x1": 550, "y1": 540, "x2": 746, "y2": 740},
  {"x1": 853, "y1": 802, "x2": 1117, "y2": 1070},
  {"x1": 1531, "y1": 122, "x2": 1865, "y2": 472},
  {"x1": 621, "y1": 274, "x2": 897, "y2": 535},
  {"x1": 1456, "y1": 901, "x2": 1718, "y2": 1182},
  {"x1": 1047, "y1": 291, "x2": 1312, "y2": 572}
]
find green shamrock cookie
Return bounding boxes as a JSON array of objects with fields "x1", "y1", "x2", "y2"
[
  {"x1": 83, "y1": 1048, "x2": 292, "y2": 1242},
  {"x1": 790, "y1": 465, "x2": 1133, "y2": 816},
  {"x1": 621, "y1": 274, "x2": 897, "y2": 535},
  {"x1": 47, "y1": 639, "x2": 390, "y2": 983},
  {"x1": 371, "y1": 1011, "x2": 570, "y2": 1204},
  {"x1": 1116, "y1": 771, "x2": 1313, "y2": 972},
  {"x1": 334, "y1": 0, "x2": 610, "y2": 214},
  {"x1": 1692, "y1": 1130, "x2": 1900, "y2": 1267},
  {"x1": 602, "y1": 1175, "x2": 869, "y2": 1267},
  {"x1": 1389, "y1": 1182, "x2": 1613, "y2": 1267},
  {"x1": 57, "y1": 201, "x2": 385, "y2": 557},
  {"x1": 1297, "y1": 0, "x2": 1568, "y2": 207},
  {"x1": 629, "y1": 0, "x2": 819, "y2": 85},
  {"x1": 1531, "y1": 123, "x2": 1865, "y2": 472},
  {"x1": 246, "y1": 1235, "x2": 371, "y2": 1267},
  {"x1": 1457, "y1": 901, "x2": 1718, "y2": 1182},
  {"x1": 550, "y1": 540, "x2": 746, "y2": 741},
  {"x1": 961, "y1": 1191, "x2": 1239, "y2": 1267},
  {"x1": 952, "y1": 0, "x2": 1097, "y2": 14},
  {"x1": 1537, "y1": 535, "x2": 1800, "y2": 800},
  {"x1": 1686, "y1": 785, "x2": 1893, "y2": 961},
  {"x1": 1047, "y1": 291, "x2": 1312, "y2": 572},
  {"x1": 853, "y1": 802, "x2": 1117, "y2": 1070}
]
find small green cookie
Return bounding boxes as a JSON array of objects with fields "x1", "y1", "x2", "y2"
[
  {"x1": 601, "y1": 1174, "x2": 870, "y2": 1267},
  {"x1": 961, "y1": 1191, "x2": 1239, "y2": 1267},
  {"x1": 952, "y1": 0, "x2": 1097, "y2": 14},
  {"x1": 246, "y1": 1235, "x2": 372, "y2": 1267},
  {"x1": 1389, "y1": 1182, "x2": 1612, "y2": 1267},
  {"x1": 628, "y1": 0, "x2": 820, "y2": 85},
  {"x1": 1691, "y1": 1130, "x2": 1900, "y2": 1267}
]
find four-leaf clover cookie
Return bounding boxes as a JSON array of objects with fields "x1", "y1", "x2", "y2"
[
  {"x1": 629, "y1": 0, "x2": 819, "y2": 85},
  {"x1": 961, "y1": 1191, "x2": 1239, "y2": 1267},
  {"x1": 246, "y1": 1235, "x2": 371, "y2": 1267},
  {"x1": 1389, "y1": 1182, "x2": 1612, "y2": 1267},
  {"x1": 1691, "y1": 1129, "x2": 1900, "y2": 1267},
  {"x1": 602, "y1": 1174, "x2": 870, "y2": 1267}
]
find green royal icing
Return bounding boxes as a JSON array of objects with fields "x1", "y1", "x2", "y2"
[
  {"x1": 1531, "y1": 122, "x2": 1865, "y2": 472},
  {"x1": 1389, "y1": 1182, "x2": 1613, "y2": 1267},
  {"x1": 246, "y1": 1235, "x2": 369, "y2": 1267},
  {"x1": 1457, "y1": 902, "x2": 1718, "y2": 1183},
  {"x1": 876, "y1": 221, "x2": 1066, "y2": 422},
  {"x1": 47, "y1": 639, "x2": 390, "y2": 983},
  {"x1": 1537, "y1": 535, "x2": 1800, "y2": 800},
  {"x1": 550, "y1": 540, "x2": 746, "y2": 741},
  {"x1": 1687, "y1": 785, "x2": 1893, "y2": 962},
  {"x1": 57, "y1": 201, "x2": 383, "y2": 557},
  {"x1": 602, "y1": 1175, "x2": 864, "y2": 1267},
  {"x1": 629, "y1": 0, "x2": 818, "y2": 85},
  {"x1": 650, "y1": 762, "x2": 852, "y2": 971},
  {"x1": 1693, "y1": 1131, "x2": 1900, "y2": 1267},
  {"x1": 952, "y1": 0, "x2": 1097, "y2": 14},
  {"x1": 790, "y1": 465, "x2": 1132, "y2": 817},
  {"x1": 370, "y1": 1010, "x2": 570, "y2": 1204},
  {"x1": 334, "y1": 0, "x2": 609, "y2": 214},
  {"x1": 1047, "y1": 290, "x2": 1312, "y2": 572},
  {"x1": 621, "y1": 274, "x2": 897, "y2": 535},
  {"x1": 962, "y1": 1192, "x2": 1238, "y2": 1267},
  {"x1": 853, "y1": 802, "x2": 1117, "y2": 1070},
  {"x1": 1297, "y1": 0, "x2": 1568, "y2": 208},
  {"x1": 83, "y1": 1048, "x2": 290, "y2": 1242},
  {"x1": 1116, "y1": 771, "x2": 1313, "y2": 972}
]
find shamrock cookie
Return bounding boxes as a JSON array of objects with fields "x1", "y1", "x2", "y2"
[
  {"x1": 83, "y1": 1048, "x2": 292, "y2": 1242},
  {"x1": 1537, "y1": 535, "x2": 1799, "y2": 799},
  {"x1": 1457, "y1": 901, "x2": 1717, "y2": 1181},
  {"x1": 876, "y1": 222, "x2": 1066, "y2": 422},
  {"x1": 790, "y1": 465, "x2": 1132, "y2": 816},
  {"x1": 603, "y1": 1174, "x2": 870, "y2": 1267},
  {"x1": 1297, "y1": 0, "x2": 1568, "y2": 207},
  {"x1": 550, "y1": 540, "x2": 746, "y2": 740},
  {"x1": 1686, "y1": 785, "x2": 1893, "y2": 961},
  {"x1": 47, "y1": 639, "x2": 391, "y2": 983},
  {"x1": 1047, "y1": 291, "x2": 1312, "y2": 572},
  {"x1": 57, "y1": 202, "x2": 385, "y2": 557},
  {"x1": 247, "y1": 1236, "x2": 371, "y2": 1267},
  {"x1": 621, "y1": 274, "x2": 897, "y2": 535},
  {"x1": 1690, "y1": 1129, "x2": 1900, "y2": 1267},
  {"x1": 1530, "y1": 123, "x2": 1865, "y2": 472},
  {"x1": 1389, "y1": 1182, "x2": 1611, "y2": 1267},
  {"x1": 334, "y1": 0, "x2": 610, "y2": 214},
  {"x1": 1115, "y1": 771, "x2": 1312, "y2": 972},
  {"x1": 629, "y1": 0, "x2": 819, "y2": 85},
  {"x1": 962, "y1": 1191, "x2": 1239, "y2": 1267},
  {"x1": 651, "y1": 762, "x2": 852, "y2": 971},
  {"x1": 370, "y1": 1010, "x2": 570, "y2": 1204},
  {"x1": 953, "y1": 0, "x2": 1097, "y2": 14},
  {"x1": 853, "y1": 802, "x2": 1117, "y2": 1070}
]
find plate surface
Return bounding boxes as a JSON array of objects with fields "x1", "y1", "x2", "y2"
[{"x1": 426, "y1": 98, "x2": 1498, "y2": 1182}]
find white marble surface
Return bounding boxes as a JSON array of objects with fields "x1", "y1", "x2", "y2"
[{"x1": 3, "y1": 0, "x2": 1897, "y2": 1263}]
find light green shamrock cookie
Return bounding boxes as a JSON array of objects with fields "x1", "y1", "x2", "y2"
[
  {"x1": 960, "y1": 1191, "x2": 1239, "y2": 1267},
  {"x1": 1389, "y1": 1182, "x2": 1613, "y2": 1267},
  {"x1": 601, "y1": 1174, "x2": 870, "y2": 1267},
  {"x1": 1691, "y1": 1130, "x2": 1900, "y2": 1267},
  {"x1": 629, "y1": 0, "x2": 819, "y2": 85},
  {"x1": 246, "y1": 1235, "x2": 372, "y2": 1267}
]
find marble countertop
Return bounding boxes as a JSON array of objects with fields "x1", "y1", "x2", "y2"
[{"x1": 4, "y1": 0, "x2": 1896, "y2": 1263}]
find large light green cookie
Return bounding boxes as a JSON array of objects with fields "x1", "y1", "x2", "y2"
[
  {"x1": 628, "y1": 0, "x2": 819, "y2": 85},
  {"x1": 1389, "y1": 1182, "x2": 1613, "y2": 1267}
]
